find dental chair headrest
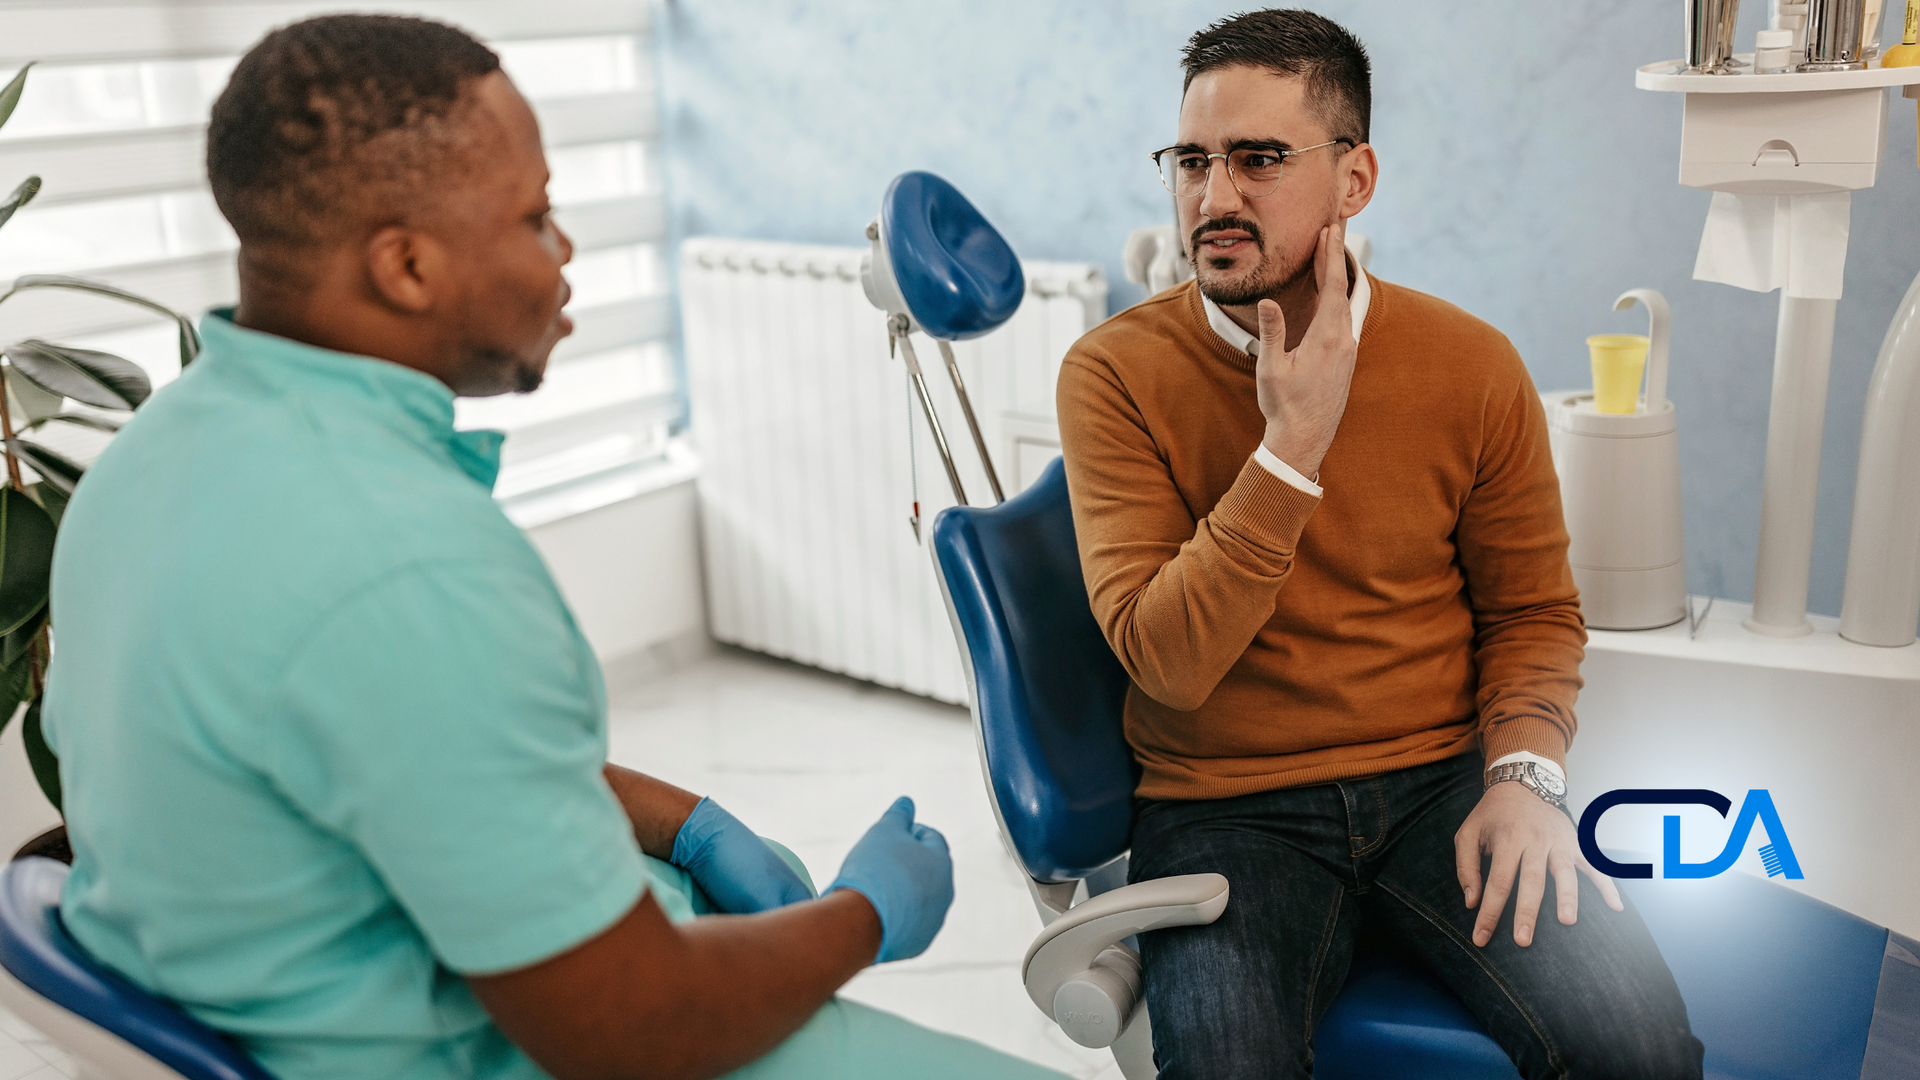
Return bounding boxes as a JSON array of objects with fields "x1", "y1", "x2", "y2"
[{"x1": 862, "y1": 171, "x2": 1024, "y2": 341}]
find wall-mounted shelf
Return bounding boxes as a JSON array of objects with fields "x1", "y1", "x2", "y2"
[{"x1": 1637, "y1": 56, "x2": 1920, "y2": 93}]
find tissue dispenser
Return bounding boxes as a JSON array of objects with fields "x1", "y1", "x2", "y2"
[
  {"x1": 1638, "y1": 59, "x2": 1910, "y2": 194},
  {"x1": 1680, "y1": 84, "x2": 1888, "y2": 193},
  {"x1": 1545, "y1": 290, "x2": 1687, "y2": 631}
]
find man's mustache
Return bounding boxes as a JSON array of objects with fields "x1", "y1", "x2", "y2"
[{"x1": 1190, "y1": 216, "x2": 1263, "y2": 254}]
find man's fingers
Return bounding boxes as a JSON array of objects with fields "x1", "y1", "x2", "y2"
[
  {"x1": 1578, "y1": 855, "x2": 1626, "y2": 912},
  {"x1": 1320, "y1": 219, "x2": 1349, "y2": 301},
  {"x1": 1454, "y1": 823, "x2": 1483, "y2": 909},
  {"x1": 1473, "y1": 849, "x2": 1519, "y2": 947},
  {"x1": 1511, "y1": 850, "x2": 1548, "y2": 947},
  {"x1": 1307, "y1": 222, "x2": 1352, "y2": 341},
  {"x1": 1550, "y1": 850, "x2": 1581, "y2": 926},
  {"x1": 1257, "y1": 298, "x2": 1285, "y2": 358}
]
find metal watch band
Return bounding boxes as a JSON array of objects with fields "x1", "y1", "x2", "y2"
[{"x1": 1484, "y1": 761, "x2": 1567, "y2": 809}]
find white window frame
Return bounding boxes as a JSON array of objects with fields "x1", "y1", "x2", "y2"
[{"x1": 0, "y1": 0, "x2": 678, "y2": 527}]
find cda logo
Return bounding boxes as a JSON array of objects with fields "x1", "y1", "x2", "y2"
[{"x1": 1577, "y1": 788, "x2": 1803, "y2": 880}]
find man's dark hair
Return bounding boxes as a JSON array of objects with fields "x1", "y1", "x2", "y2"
[
  {"x1": 207, "y1": 14, "x2": 501, "y2": 250},
  {"x1": 1181, "y1": 9, "x2": 1371, "y2": 145}
]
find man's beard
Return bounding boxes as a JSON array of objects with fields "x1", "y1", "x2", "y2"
[
  {"x1": 456, "y1": 345, "x2": 546, "y2": 396},
  {"x1": 1190, "y1": 215, "x2": 1314, "y2": 308}
]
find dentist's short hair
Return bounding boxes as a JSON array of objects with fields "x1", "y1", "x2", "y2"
[
  {"x1": 1181, "y1": 9, "x2": 1372, "y2": 146},
  {"x1": 207, "y1": 14, "x2": 501, "y2": 252}
]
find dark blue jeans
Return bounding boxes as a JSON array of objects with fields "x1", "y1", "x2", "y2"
[{"x1": 1128, "y1": 753, "x2": 1703, "y2": 1079}]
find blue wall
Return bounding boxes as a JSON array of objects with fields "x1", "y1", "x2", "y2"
[{"x1": 657, "y1": 0, "x2": 1920, "y2": 617}]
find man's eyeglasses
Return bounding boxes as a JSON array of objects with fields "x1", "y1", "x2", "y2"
[{"x1": 1150, "y1": 139, "x2": 1355, "y2": 200}]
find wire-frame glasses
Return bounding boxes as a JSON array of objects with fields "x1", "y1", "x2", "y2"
[{"x1": 1151, "y1": 139, "x2": 1354, "y2": 200}]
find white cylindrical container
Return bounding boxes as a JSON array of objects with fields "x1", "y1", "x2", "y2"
[
  {"x1": 1544, "y1": 289, "x2": 1687, "y2": 632},
  {"x1": 1757, "y1": 28, "x2": 1797, "y2": 71},
  {"x1": 1546, "y1": 397, "x2": 1688, "y2": 630}
]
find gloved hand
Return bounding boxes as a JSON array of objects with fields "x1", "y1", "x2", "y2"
[
  {"x1": 670, "y1": 797, "x2": 814, "y2": 915},
  {"x1": 826, "y1": 797, "x2": 954, "y2": 963}
]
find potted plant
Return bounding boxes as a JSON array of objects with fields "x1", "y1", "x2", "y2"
[{"x1": 0, "y1": 63, "x2": 201, "y2": 857}]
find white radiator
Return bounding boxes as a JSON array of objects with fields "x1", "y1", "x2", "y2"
[{"x1": 681, "y1": 238, "x2": 1107, "y2": 703}]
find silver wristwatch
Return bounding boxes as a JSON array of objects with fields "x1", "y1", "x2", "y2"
[{"x1": 1484, "y1": 761, "x2": 1568, "y2": 810}]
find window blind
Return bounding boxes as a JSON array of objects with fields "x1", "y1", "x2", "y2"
[{"x1": 0, "y1": 0, "x2": 675, "y2": 519}]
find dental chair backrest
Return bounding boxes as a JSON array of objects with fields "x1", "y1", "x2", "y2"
[
  {"x1": 931, "y1": 456, "x2": 1138, "y2": 887},
  {"x1": 0, "y1": 857, "x2": 275, "y2": 1080}
]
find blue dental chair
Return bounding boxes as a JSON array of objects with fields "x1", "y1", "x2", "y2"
[
  {"x1": 0, "y1": 856, "x2": 274, "y2": 1080},
  {"x1": 930, "y1": 456, "x2": 1920, "y2": 1080},
  {"x1": 930, "y1": 456, "x2": 1521, "y2": 1079}
]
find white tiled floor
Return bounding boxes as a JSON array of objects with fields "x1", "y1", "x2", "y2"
[
  {"x1": 0, "y1": 1005, "x2": 75, "y2": 1080},
  {"x1": 0, "y1": 646, "x2": 1118, "y2": 1079},
  {"x1": 605, "y1": 647, "x2": 1122, "y2": 1079}
]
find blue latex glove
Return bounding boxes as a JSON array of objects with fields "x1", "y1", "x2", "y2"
[
  {"x1": 670, "y1": 797, "x2": 813, "y2": 914},
  {"x1": 826, "y1": 797, "x2": 954, "y2": 963}
]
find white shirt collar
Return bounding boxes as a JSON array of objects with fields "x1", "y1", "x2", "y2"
[{"x1": 1200, "y1": 251, "x2": 1370, "y2": 358}]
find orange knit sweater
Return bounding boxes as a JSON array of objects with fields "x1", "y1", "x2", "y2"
[{"x1": 1056, "y1": 277, "x2": 1584, "y2": 801}]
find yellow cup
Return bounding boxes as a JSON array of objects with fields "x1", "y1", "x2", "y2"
[{"x1": 1588, "y1": 334, "x2": 1649, "y2": 414}]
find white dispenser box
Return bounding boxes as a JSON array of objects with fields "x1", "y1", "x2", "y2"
[
  {"x1": 1639, "y1": 59, "x2": 1915, "y2": 194},
  {"x1": 1679, "y1": 86, "x2": 1886, "y2": 192}
]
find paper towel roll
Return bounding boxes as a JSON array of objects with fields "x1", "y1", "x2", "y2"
[{"x1": 1692, "y1": 190, "x2": 1852, "y2": 300}]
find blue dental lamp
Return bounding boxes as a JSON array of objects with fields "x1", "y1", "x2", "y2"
[{"x1": 861, "y1": 171, "x2": 1024, "y2": 520}]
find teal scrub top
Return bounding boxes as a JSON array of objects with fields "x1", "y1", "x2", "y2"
[{"x1": 42, "y1": 312, "x2": 650, "y2": 1080}]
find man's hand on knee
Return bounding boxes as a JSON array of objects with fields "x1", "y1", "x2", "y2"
[{"x1": 1454, "y1": 783, "x2": 1623, "y2": 948}]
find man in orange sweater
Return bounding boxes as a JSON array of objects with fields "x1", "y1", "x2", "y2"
[{"x1": 1057, "y1": 10, "x2": 1701, "y2": 1078}]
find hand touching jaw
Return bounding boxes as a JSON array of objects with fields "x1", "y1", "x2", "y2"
[{"x1": 1253, "y1": 221, "x2": 1357, "y2": 481}]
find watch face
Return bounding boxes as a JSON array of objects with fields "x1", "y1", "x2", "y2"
[{"x1": 1535, "y1": 767, "x2": 1567, "y2": 798}]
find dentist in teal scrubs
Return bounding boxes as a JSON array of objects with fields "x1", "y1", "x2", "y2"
[{"x1": 42, "y1": 14, "x2": 1066, "y2": 1080}]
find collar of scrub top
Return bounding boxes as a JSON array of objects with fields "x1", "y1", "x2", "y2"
[
  {"x1": 1200, "y1": 251, "x2": 1370, "y2": 358},
  {"x1": 199, "y1": 309, "x2": 506, "y2": 490}
]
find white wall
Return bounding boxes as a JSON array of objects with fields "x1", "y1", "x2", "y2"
[
  {"x1": 524, "y1": 478, "x2": 709, "y2": 668},
  {"x1": 0, "y1": 479, "x2": 710, "y2": 859}
]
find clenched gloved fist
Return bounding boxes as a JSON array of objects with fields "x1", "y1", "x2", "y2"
[
  {"x1": 826, "y1": 797, "x2": 954, "y2": 963},
  {"x1": 670, "y1": 797, "x2": 814, "y2": 914}
]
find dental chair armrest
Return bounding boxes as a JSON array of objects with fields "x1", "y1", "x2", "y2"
[{"x1": 1021, "y1": 874, "x2": 1228, "y2": 1048}]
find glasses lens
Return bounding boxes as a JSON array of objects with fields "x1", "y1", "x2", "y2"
[
  {"x1": 1230, "y1": 148, "x2": 1285, "y2": 198},
  {"x1": 1158, "y1": 151, "x2": 1209, "y2": 198}
]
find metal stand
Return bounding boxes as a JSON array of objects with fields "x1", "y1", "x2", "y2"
[
  {"x1": 935, "y1": 339, "x2": 1005, "y2": 504},
  {"x1": 888, "y1": 315, "x2": 1006, "y2": 510},
  {"x1": 891, "y1": 315, "x2": 968, "y2": 507}
]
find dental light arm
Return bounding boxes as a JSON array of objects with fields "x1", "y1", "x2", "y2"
[{"x1": 1021, "y1": 873, "x2": 1228, "y2": 1050}]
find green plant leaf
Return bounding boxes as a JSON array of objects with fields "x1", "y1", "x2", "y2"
[
  {"x1": 0, "y1": 176, "x2": 41, "y2": 233},
  {"x1": 28, "y1": 411, "x2": 124, "y2": 436},
  {"x1": 4, "y1": 339, "x2": 149, "y2": 410},
  {"x1": 23, "y1": 697, "x2": 61, "y2": 814},
  {"x1": 3, "y1": 367, "x2": 63, "y2": 425},
  {"x1": 0, "y1": 64, "x2": 33, "y2": 134},
  {"x1": 28, "y1": 482, "x2": 68, "y2": 528},
  {"x1": 2, "y1": 277, "x2": 197, "y2": 373},
  {"x1": 177, "y1": 321, "x2": 201, "y2": 368},
  {"x1": 5, "y1": 439, "x2": 84, "y2": 496},
  {"x1": 0, "y1": 486, "x2": 54, "y2": 637},
  {"x1": 1, "y1": 603, "x2": 43, "y2": 668}
]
